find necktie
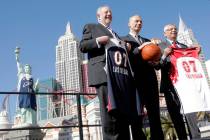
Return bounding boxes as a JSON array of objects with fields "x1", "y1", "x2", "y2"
[
  {"x1": 172, "y1": 41, "x2": 178, "y2": 48},
  {"x1": 137, "y1": 35, "x2": 142, "y2": 44}
]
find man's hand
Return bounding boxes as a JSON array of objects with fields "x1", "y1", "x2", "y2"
[
  {"x1": 163, "y1": 47, "x2": 172, "y2": 57},
  {"x1": 121, "y1": 40, "x2": 131, "y2": 52},
  {"x1": 96, "y1": 36, "x2": 110, "y2": 45},
  {"x1": 138, "y1": 42, "x2": 153, "y2": 51},
  {"x1": 125, "y1": 42, "x2": 131, "y2": 52},
  {"x1": 151, "y1": 38, "x2": 162, "y2": 45}
]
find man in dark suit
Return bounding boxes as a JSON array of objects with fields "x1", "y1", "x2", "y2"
[
  {"x1": 122, "y1": 15, "x2": 164, "y2": 140},
  {"x1": 160, "y1": 24, "x2": 201, "y2": 140},
  {"x1": 80, "y1": 6, "x2": 146, "y2": 140}
]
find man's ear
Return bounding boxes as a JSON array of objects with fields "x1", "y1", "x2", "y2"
[
  {"x1": 97, "y1": 14, "x2": 101, "y2": 21},
  {"x1": 163, "y1": 32, "x2": 167, "y2": 37},
  {"x1": 128, "y1": 22, "x2": 130, "y2": 28}
]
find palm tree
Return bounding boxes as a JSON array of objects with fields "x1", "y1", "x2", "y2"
[
  {"x1": 197, "y1": 111, "x2": 210, "y2": 121},
  {"x1": 196, "y1": 111, "x2": 210, "y2": 128},
  {"x1": 197, "y1": 111, "x2": 206, "y2": 121},
  {"x1": 161, "y1": 115, "x2": 177, "y2": 140},
  {"x1": 144, "y1": 127, "x2": 150, "y2": 140}
]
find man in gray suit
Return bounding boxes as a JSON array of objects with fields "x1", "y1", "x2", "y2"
[
  {"x1": 80, "y1": 6, "x2": 146, "y2": 140},
  {"x1": 160, "y1": 24, "x2": 201, "y2": 140},
  {"x1": 122, "y1": 15, "x2": 164, "y2": 140}
]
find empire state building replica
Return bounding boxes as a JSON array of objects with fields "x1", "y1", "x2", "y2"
[{"x1": 55, "y1": 22, "x2": 82, "y2": 115}]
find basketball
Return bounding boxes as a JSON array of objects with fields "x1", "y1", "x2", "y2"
[{"x1": 141, "y1": 43, "x2": 161, "y2": 61}]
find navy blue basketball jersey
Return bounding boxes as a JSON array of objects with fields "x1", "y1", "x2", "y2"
[
  {"x1": 105, "y1": 38, "x2": 141, "y2": 119},
  {"x1": 18, "y1": 76, "x2": 37, "y2": 110}
]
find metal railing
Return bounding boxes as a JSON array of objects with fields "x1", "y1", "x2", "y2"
[
  {"x1": 1, "y1": 92, "x2": 204, "y2": 140},
  {"x1": 0, "y1": 92, "x2": 99, "y2": 140}
]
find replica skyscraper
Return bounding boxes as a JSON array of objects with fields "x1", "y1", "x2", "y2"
[{"x1": 55, "y1": 22, "x2": 82, "y2": 115}]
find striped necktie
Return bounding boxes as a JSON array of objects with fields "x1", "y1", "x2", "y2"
[
  {"x1": 172, "y1": 41, "x2": 178, "y2": 48},
  {"x1": 137, "y1": 35, "x2": 142, "y2": 44}
]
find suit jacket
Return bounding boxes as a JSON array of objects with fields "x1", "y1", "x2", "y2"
[
  {"x1": 121, "y1": 34, "x2": 158, "y2": 93},
  {"x1": 80, "y1": 23, "x2": 114, "y2": 86},
  {"x1": 159, "y1": 40, "x2": 187, "y2": 93}
]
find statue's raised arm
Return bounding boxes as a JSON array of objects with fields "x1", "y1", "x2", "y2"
[{"x1": 15, "y1": 47, "x2": 23, "y2": 77}]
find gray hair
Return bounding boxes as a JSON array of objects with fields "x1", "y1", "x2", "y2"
[
  {"x1": 129, "y1": 15, "x2": 142, "y2": 23},
  {"x1": 96, "y1": 5, "x2": 110, "y2": 15},
  {"x1": 163, "y1": 24, "x2": 177, "y2": 32}
]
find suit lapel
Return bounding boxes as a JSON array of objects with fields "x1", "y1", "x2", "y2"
[
  {"x1": 97, "y1": 23, "x2": 113, "y2": 37},
  {"x1": 141, "y1": 36, "x2": 149, "y2": 43},
  {"x1": 177, "y1": 42, "x2": 187, "y2": 48},
  {"x1": 164, "y1": 40, "x2": 172, "y2": 48},
  {"x1": 163, "y1": 40, "x2": 187, "y2": 48},
  {"x1": 127, "y1": 34, "x2": 140, "y2": 45}
]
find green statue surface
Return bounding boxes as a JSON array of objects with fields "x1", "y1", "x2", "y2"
[{"x1": 14, "y1": 47, "x2": 39, "y2": 127}]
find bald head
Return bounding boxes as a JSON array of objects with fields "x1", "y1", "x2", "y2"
[
  {"x1": 128, "y1": 15, "x2": 143, "y2": 34},
  {"x1": 129, "y1": 15, "x2": 142, "y2": 23}
]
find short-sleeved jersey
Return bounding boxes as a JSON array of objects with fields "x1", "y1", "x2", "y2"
[{"x1": 105, "y1": 38, "x2": 141, "y2": 119}]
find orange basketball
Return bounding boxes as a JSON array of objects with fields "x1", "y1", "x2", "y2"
[{"x1": 141, "y1": 43, "x2": 161, "y2": 61}]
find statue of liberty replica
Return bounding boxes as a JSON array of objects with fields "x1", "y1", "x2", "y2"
[
  {"x1": 4, "y1": 47, "x2": 45, "y2": 139},
  {"x1": 13, "y1": 47, "x2": 39, "y2": 127}
]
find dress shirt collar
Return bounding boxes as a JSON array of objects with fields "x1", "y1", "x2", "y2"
[
  {"x1": 99, "y1": 22, "x2": 121, "y2": 40},
  {"x1": 166, "y1": 38, "x2": 174, "y2": 45},
  {"x1": 166, "y1": 38, "x2": 181, "y2": 48},
  {"x1": 166, "y1": 38, "x2": 179, "y2": 44},
  {"x1": 129, "y1": 31, "x2": 142, "y2": 44},
  {"x1": 99, "y1": 22, "x2": 110, "y2": 28},
  {"x1": 129, "y1": 31, "x2": 139, "y2": 38}
]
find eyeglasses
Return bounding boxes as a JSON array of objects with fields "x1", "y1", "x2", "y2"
[{"x1": 165, "y1": 27, "x2": 177, "y2": 31}]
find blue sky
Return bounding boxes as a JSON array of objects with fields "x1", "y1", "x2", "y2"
[{"x1": 0, "y1": 0, "x2": 210, "y2": 117}]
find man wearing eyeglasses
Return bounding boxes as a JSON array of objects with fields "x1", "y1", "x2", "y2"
[{"x1": 160, "y1": 24, "x2": 201, "y2": 140}]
